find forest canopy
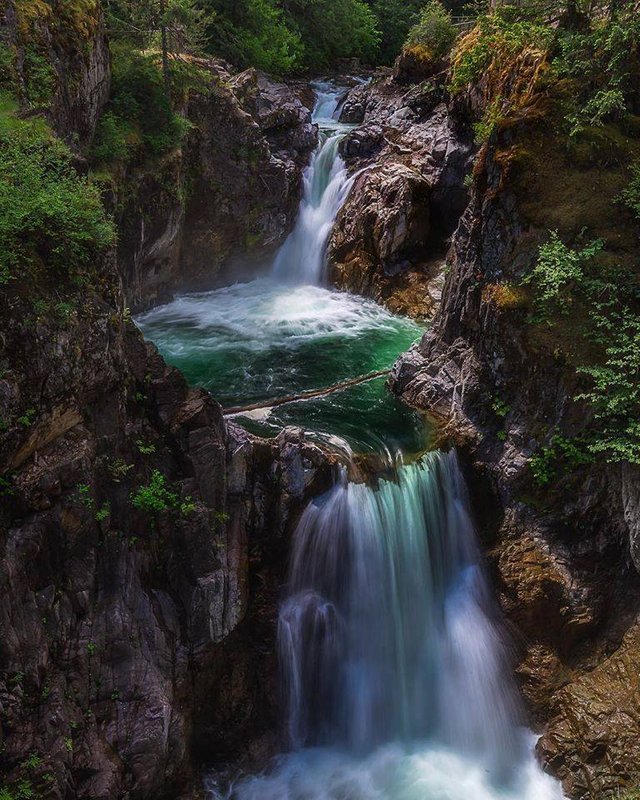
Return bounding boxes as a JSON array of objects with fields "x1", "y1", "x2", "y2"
[{"x1": 104, "y1": 0, "x2": 468, "y2": 75}]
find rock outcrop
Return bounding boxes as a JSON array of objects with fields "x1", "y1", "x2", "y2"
[
  {"x1": 389, "y1": 68, "x2": 640, "y2": 799},
  {"x1": 0, "y1": 246, "x2": 336, "y2": 798},
  {"x1": 327, "y1": 75, "x2": 472, "y2": 319},
  {"x1": 0, "y1": 0, "x2": 110, "y2": 147},
  {"x1": 116, "y1": 64, "x2": 317, "y2": 312}
]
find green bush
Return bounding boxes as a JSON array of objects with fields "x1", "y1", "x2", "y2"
[
  {"x1": 552, "y1": 10, "x2": 640, "y2": 134},
  {"x1": 524, "y1": 231, "x2": 603, "y2": 321},
  {"x1": 0, "y1": 117, "x2": 116, "y2": 285},
  {"x1": 450, "y1": 12, "x2": 551, "y2": 94},
  {"x1": 131, "y1": 470, "x2": 196, "y2": 516},
  {"x1": 577, "y1": 307, "x2": 640, "y2": 464},
  {"x1": 405, "y1": 1, "x2": 456, "y2": 62},
  {"x1": 131, "y1": 470, "x2": 178, "y2": 513},
  {"x1": 92, "y1": 48, "x2": 193, "y2": 165},
  {"x1": 618, "y1": 161, "x2": 640, "y2": 221},
  {"x1": 529, "y1": 434, "x2": 593, "y2": 487},
  {"x1": 22, "y1": 46, "x2": 56, "y2": 107}
]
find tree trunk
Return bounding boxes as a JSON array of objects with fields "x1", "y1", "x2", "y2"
[{"x1": 159, "y1": 0, "x2": 171, "y2": 101}]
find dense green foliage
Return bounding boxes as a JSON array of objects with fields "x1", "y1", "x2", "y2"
[
  {"x1": 524, "y1": 232, "x2": 603, "y2": 321},
  {"x1": 91, "y1": 46, "x2": 193, "y2": 164},
  {"x1": 106, "y1": 0, "x2": 468, "y2": 74},
  {"x1": 526, "y1": 232, "x2": 640, "y2": 466},
  {"x1": 405, "y1": 0, "x2": 457, "y2": 60},
  {"x1": 0, "y1": 98, "x2": 115, "y2": 285},
  {"x1": 202, "y1": 0, "x2": 381, "y2": 74}
]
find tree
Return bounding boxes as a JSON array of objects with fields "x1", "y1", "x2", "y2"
[{"x1": 104, "y1": 0, "x2": 207, "y2": 95}]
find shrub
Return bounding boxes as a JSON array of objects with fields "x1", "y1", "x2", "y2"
[
  {"x1": 618, "y1": 161, "x2": 640, "y2": 221},
  {"x1": 131, "y1": 470, "x2": 178, "y2": 513},
  {"x1": 577, "y1": 307, "x2": 640, "y2": 464},
  {"x1": 450, "y1": 13, "x2": 551, "y2": 94},
  {"x1": 524, "y1": 231, "x2": 603, "y2": 321},
  {"x1": 0, "y1": 118, "x2": 116, "y2": 284},
  {"x1": 405, "y1": 1, "x2": 456, "y2": 64},
  {"x1": 529, "y1": 434, "x2": 593, "y2": 487},
  {"x1": 130, "y1": 470, "x2": 196, "y2": 516},
  {"x1": 92, "y1": 48, "x2": 193, "y2": 165}
]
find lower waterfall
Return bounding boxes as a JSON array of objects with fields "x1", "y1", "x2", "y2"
[{"x1": 210, "y1": 453, "x2": 563, "y2": 800}]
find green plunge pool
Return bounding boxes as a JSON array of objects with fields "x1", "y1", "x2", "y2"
[{"x1": 136, "y1": 278, "x2": 430, "y2": 455}]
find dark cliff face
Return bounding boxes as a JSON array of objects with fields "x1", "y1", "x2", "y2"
[
  {"x1": 0, "y1": 9, "x2": 327, "y2": 800},
  {"x1": 114, "y1": 65, "x2": 318, "y2": 313},
  {"x1": 0, "y1": 0, "x2": 111, "y2": 148},
  {"x1": 0, "y1": 257, "x2": 335, "y2": 797},
  {"x1": 389, "y1": 78, "x2": 640, "y2": 800}
]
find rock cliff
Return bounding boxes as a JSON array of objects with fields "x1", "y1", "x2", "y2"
[
  {"x1": 115, "y1": 65, "x2": 317, "y2": 312},
  {"x1": 388, "y1": 49, "x2": 640, "y2": 800},
  {"x1": 0, "y1": 7, "x2": 326, "y2": 799},
  {"x1": 327, "y1": 75, "x2": 473, "y2": 319}
]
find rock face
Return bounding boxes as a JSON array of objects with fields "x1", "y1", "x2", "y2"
[
  {"x1": 0, "y1": 0, "x2": 110, "y2": 147},
  {"x1": 389, "y1": 85, "x2": 640, "y2": 797},
  {"x1": 327, "y1": 75, "x2": 472, "y2": 318},
  {"x1": 0, "y1": 248, "x2": 336, "y2": 798},
  {"x1": 0, "y1": 25, "x2": 325, "y2": 797},
  {"x1": 117, "y1": 64, "x2": 317, "y2": 312}
]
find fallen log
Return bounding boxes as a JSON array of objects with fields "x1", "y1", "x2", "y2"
[{"x1": 223, "y1": 369, "x2": 391, "y2": 416}]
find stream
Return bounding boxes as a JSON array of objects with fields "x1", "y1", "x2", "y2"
[{"x1": 138, "y1": 81, "x2": 564, "y2": 800}]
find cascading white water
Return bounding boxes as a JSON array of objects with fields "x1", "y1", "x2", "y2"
[
  {"x1": 210, "y1": 453, "x2": 564, "y2": 800},
  {"x1": 271, "y1": 82, "x2": 355, "y2": 286}
]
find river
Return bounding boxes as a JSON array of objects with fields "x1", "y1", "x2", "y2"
[{"x1": 137, "y1": 80, "x2": 564, "y2": 800}]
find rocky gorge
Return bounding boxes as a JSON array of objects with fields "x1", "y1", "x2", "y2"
[{"x1": 1, "y1": 1, "x2": 640, "y2": 799}]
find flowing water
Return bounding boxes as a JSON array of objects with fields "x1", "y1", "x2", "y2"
[{"x1": 138, "y1": 82, "x2": 564, "y2": 800}]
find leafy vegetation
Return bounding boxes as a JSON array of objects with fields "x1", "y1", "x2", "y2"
[
  {"x1": 525, "y1": 231, "x2": 640, "y2": 467},
  {"x1": 618, "y1": 161, "x2": 640, "y2": 221},
  {"x1": 130, "y1": 469, "x2": 196, "y2": 516},
  {"x1": 529, "y1": 434, "x2": 593, "y2": 487},
  {"x1": 524, "y1": 231, "x2": 603, "y2": 321},
  {"x1": 0, "y1": 105, "x2": 116, "y2": 285},
  {"x1": 91, "y1": 46, "x2": 193, "y2": 165}
]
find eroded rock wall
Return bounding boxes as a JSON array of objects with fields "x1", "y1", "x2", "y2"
[
  {"x1": 327, "y1": 75, "x2": 473, "y2": 319},
  {"x1": 389, "y1": 89, "x2": 640, "y2": 800},
  {"x1": 116, "y1": 65, "x2": 317, "y2": 312}
]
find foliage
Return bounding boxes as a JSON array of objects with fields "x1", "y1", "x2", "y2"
[
  {"x1": 618, "y1": 161, "x2": 640, "y2": 221},
  {"x1": 130, "y1": 469, "x2": 196, "y2": 515},
  {"x1": 131, "y1": 469, "x2": 177, "y2": 513},
  {"x1": 366, "y1": 0, "x2": 425, "y2": 65},
  {"x1": 552, "y1": 8, "x2": 640, "y2": 135},
  {"x1": 405, "y1": 1, "x2": 456, "y2": 63},
  {"x1": 526, "y1": 232, "x2": 640, "y2": 466},
  {"x1": 577, "y1": 307, "x2": 640, "y2": 464},
  {"x1": 450, "y1": 11, "x2": 551, "y2": 94},
  {"x1": 529, "y1": 434, "x2": 593, "y2": 487},
  {"x1": 201, "y1": 0, "x2": 379, "y2": 74},
  {"x1": 91, "y1": 47, "x2": 193, "y2": 165},
  {"x1": 22, "y1": 46, "x2": 56, "y2": 107},
  {"x1": 0, "y1": 113, "x2": 116, "y2": 285},
  {"x1": 524, "y1": 231, "x2": 603, "y2": 321},
  {"x1": 105, "y1": 0, "x2": 207, "y2": 55}
]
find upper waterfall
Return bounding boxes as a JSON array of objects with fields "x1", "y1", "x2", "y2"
[{"x1": 271, "y1": 82, "x2": 355, "y2": 286}]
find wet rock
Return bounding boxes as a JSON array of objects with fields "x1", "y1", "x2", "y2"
[{"x1": 329, "y1": 75, "x2": 473, "y2": 317}]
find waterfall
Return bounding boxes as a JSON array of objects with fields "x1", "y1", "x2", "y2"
[
  {"x1": 211, "y1": 452, "x2": 564, "y2": 800},
  {"x1": 280, "y1": 452, "x2": 522, "y2": 766},
  {"x1": 271, "y1": 83, "x2": 355, "y2": 286}
]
